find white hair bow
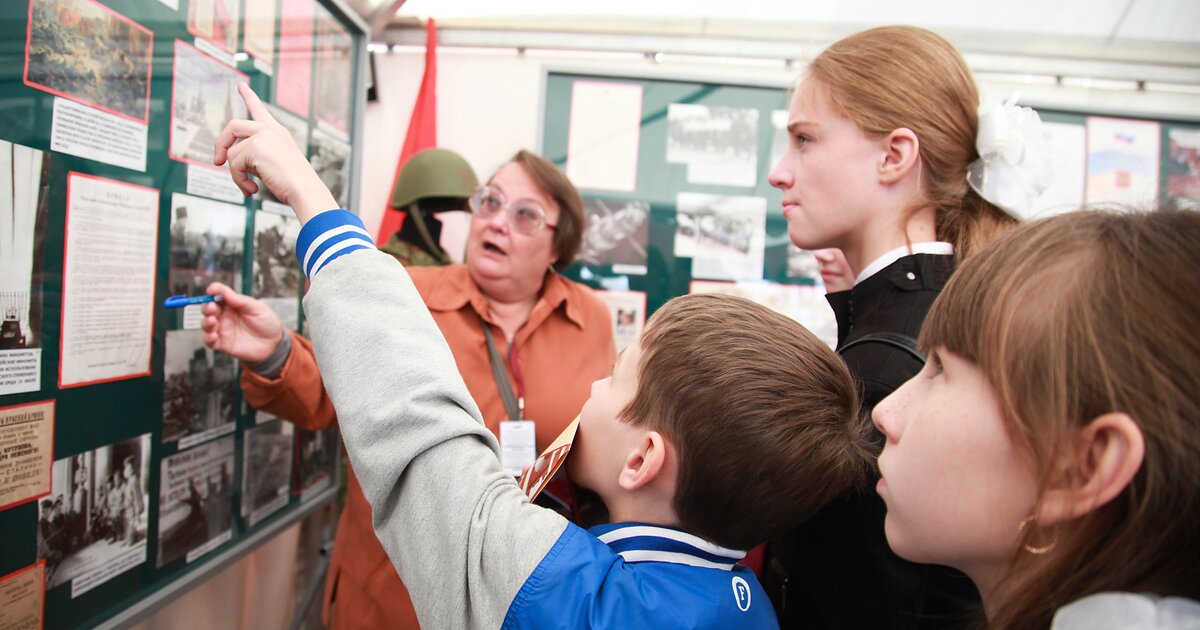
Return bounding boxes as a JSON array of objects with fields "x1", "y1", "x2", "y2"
[{"x1": 966, "y1": 93, "x2": 1054, "y2": 220}]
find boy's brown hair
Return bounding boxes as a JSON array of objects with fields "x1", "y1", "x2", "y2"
[{"x1": 621, "y1": 293, "x2": 871, "y2": 549}]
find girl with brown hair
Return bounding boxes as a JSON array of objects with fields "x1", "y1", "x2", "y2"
[
  {"x1": 765, "y1": 24, "x2": 1050, "y2": 628},
  {"x1": 874, "y1": 209, "x2": 1200, "y2": 629}
]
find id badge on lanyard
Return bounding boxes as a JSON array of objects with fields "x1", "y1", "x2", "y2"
[
  {"x1": 481, "y1": 317, "x2": 538, "y2": 476},
  {"x1": 500, "y1": 416, "x2": 537, "y2": 477}
]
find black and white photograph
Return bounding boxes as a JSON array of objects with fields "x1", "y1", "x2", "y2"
[
  {"x1": 0, "y1": 140, "x2": 50, "y2": 396},
  {"x1": 666, "y1": 103, "x2": 759, "y2": 187},
  {"x1": 577, "y1": 198, "x2": 650, "y2": 274},
  {"x1": 252, "y1": 209, "x2": 302, "y2": 330},
  {"x1": 169, "y1": 40, "x2": 247, "y2": 167},
  {"x1": 37, "y1": 434, "x2": 151, "y2": 597},
  {"x1": 169, "y1": 192, "x2": 246, "y2": 299},
  {"x1": 674, "y1": 192, "x2": 766, "y2": 281},
  {"x1": 309, "y1": 127, "x2": 352, "y2": 209},
  {"x1": 294, "y1": 427, "x2": 337, "y2": 497},
  {"x1": 162, "y1": 330, "x2": 238, "y2": 447},
  {"x1": 786, "y1": 243, "x2": 820, "y2": 282},
  {"x1": 241, "y1": 418, "x2": 294, "y2": 527},
  {"x1": 157, "y1": 436, "x2": 235, "y2": 567},
  {"x1": 24, "y1": 0, "x2": 153, "y2": 123}
]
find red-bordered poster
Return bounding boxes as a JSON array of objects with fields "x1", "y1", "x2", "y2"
[
  {"x1": 59, "y1": 173, "x2": 159, "y2": 389},
  {"x1": 312, "y1": 5, "x2": 352, "y2": 135},
  {"x1": 23, "y1": 0, "x2": 153, "y2": 125},
  {"x1": 276, "y1": 0, "x2": 315, "y2": 118},
  {"x1": 0, "y1": 561, "x2": 45, "y2": 630},
  {"x1": 243, "y1": 0, "x2": 278, "y2": 66},
  {"x1": 169, "y1": 40, "x2": 249, "y2": 171},
  {"x1": 187, "y1": 0, "x2": 241, "y2": 56},
  {"x1": 0, "y1": 400, "x2": 54, "y2": 513}
]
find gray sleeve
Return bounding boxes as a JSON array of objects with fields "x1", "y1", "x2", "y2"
[{"x1": 302, "y1": 250, "x2": 569, "y2": 628}]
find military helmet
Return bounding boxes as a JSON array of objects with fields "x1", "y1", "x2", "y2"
[{"x1": 389, "y1": 148, "x2": 479, "y2": 211}]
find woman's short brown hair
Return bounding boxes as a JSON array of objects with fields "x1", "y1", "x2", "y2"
[
  {"x1": 922, "y1": 208, "x2": 1200, "y2": 627},
  {"x1": 621, "y1": 293, "x2": 871, "y2": 550},
  {"x1": 502, "y1": 150, "x2": 584, "y2": 271}
]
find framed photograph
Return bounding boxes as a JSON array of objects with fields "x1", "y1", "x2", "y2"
[
  {"x1": 24, "y1": 0, "x2": 153, "y2": 124},
  {"x1": 157, "y1": 437, "x2": 235, "y2": 567},
  {"x1": 169, "y1": 40, "x2": 248, "y2": 169},
  {"x1": 162, "y1": 330, "x2": 238, "y2": 448},
  {"x1": 37, "y1": 435, "x2": 151, "y2": 597}
]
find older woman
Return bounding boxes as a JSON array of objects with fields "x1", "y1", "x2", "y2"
[{"x1": 201, "y1": 149, "x2": 614, "y2": 629}]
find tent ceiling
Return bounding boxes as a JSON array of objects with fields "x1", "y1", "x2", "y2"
[{"x1": 344, "y1": 0, "x2": 1200, "y2": 84}]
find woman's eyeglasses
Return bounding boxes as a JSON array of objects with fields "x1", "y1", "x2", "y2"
[{"x1": 469, "y1": 186, "x2": 557, "y2": 236}]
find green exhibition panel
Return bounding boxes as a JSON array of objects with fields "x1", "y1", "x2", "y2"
[
  {"x1": 542, "y1": 69, "x2": 1200, "y2": 336},
  {"x1": 542, "y1": 71, "x2": 797, "y2": 319},
  {"x1": 0, "y1": 1, "x2": 365, "y2": 627}
]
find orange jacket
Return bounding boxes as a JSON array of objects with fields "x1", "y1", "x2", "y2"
[{"x1": 241, "y1": 264, "x2": 615, "y2": 629}]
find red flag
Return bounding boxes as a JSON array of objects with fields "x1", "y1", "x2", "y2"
[{"x1": 375, "y1": 18, "x2": 438, "y2": 244}]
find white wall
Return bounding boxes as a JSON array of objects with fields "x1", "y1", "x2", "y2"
[{"x1": 360, "y1": 47, "x2": 1200, "y2": 238}]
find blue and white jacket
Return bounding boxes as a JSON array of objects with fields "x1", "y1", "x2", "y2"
[{"x1": 295, "y1": 210, "x2": 778, "y2": 629}]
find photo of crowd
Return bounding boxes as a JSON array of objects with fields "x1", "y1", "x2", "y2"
[{"x1": 37, "y1": 435, "x2": 150, "y2": 592}]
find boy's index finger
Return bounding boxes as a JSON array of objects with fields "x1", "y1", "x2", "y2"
[{"x1": 237, "y1": 82, "x2": 273, "y2": 123}]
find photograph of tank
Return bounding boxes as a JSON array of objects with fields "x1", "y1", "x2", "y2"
[
  {"x1": 168, "y1": 192, "x2": 246, "y2": 298},
  {"x1": 577, "y1": 198, "x2": 649, "y2": 271},
  {"x1": 157, "y1": 436, "x2": 235, "y2": 567},
  {"x1": 24, "y1": 0, "x2": 153, "y2": 122},
  {"x1": 162, "y1": 330, "x2": 238, "y2": 446},
  {"x1": 37, "y1": 435, "x2": 151, "y2": 595}
]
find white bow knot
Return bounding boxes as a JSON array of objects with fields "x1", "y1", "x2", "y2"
[{"x1": 967, "y1": 94, "x2": 1054, "y2": 220}]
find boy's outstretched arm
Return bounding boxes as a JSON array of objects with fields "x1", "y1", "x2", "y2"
[{"x1": 216, "y1": 84, "x2": 569, "y2": 628}]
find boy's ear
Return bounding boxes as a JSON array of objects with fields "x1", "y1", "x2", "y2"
[
  {"x1": 878, "y1": 127, "x2": 920, "y2": 185},
  {"x1": 618, "y1": 431, "x2": 668, "y2": 491},
  {"x1": 1038, "y1": 412, "x2": 1145, "y2": 525}
]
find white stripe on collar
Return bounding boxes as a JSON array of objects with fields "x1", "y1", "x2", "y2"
[
  {"x1": 597, "y1": 525, "x2": 744, "y2": 559},
  {"x1": 616, "y1": 550, "x2": 738, "y2": 570},
  {"x1": 855, "y1": 241, "x2": 954, "y2": 286}
]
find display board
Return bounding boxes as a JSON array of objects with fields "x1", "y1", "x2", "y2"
[
  {"x1": 0, "y1": 1, "x2": 365, "y2": 627},
  {"x1": 542, "y1": 70, "x2": 1200, "y2": 342}
]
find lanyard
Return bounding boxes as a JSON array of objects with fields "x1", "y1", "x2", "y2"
[{"x1": 480, "y1": 315, "x2": 524, "y2": 421}]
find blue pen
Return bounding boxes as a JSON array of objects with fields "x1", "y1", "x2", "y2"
[{"x1": 163, "y1": 294, "x2": 225, "y2": 308}]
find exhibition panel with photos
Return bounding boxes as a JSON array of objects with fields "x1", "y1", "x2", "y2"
[
  {"x1": 541, "y1": 70, "x2": 1200, "y2": 352},
  {"x1": 0, "y1": 0, "x2": 365, "y2": 627}
]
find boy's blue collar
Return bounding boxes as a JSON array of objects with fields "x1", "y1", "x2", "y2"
[{"x1": 589, "y1": 522, "x2": 746, "y2": 570}]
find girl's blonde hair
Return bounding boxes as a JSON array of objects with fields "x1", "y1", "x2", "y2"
[
  {"x1": 921, "y1": 209, "x2": 1200, "y2": 628},
  {"x1": 808, "y1": 25, "x2": 1017, "y2": 258}
]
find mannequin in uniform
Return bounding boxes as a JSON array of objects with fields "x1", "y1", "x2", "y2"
[{"x1": 379, "y1": 148, "x2": 479, "y2": 267}]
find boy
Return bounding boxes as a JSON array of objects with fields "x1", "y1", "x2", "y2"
[{"x1": 214, "y1": 84, "x2": 870, "y2": 628}]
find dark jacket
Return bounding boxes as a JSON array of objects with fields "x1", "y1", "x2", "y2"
[{"x1": 766, "y1": 253, "x2": 982, "y2": 629}]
